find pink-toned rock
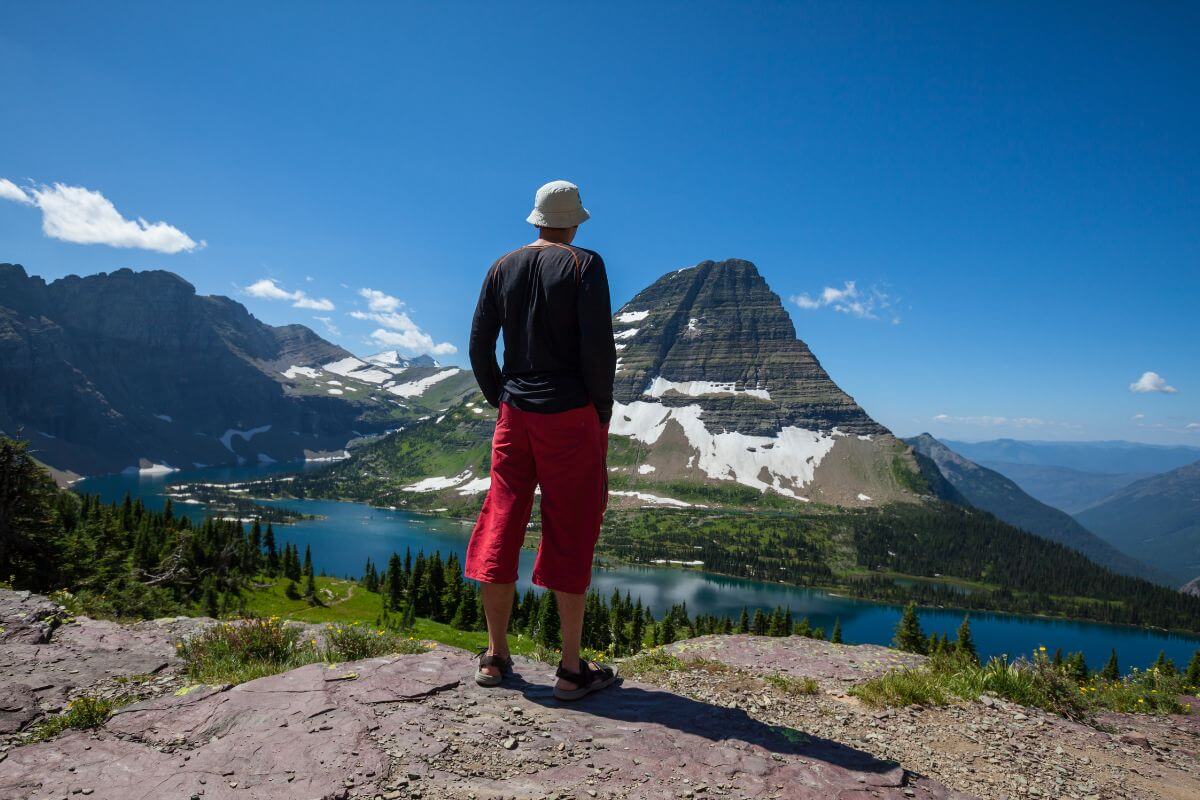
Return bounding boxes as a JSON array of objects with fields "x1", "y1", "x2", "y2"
[
  {"x1": 666, "y1": 634, "x2": 926, "y2": 685},
  {"x1": 0, "y1": 645, "x2": 972, "y2": 799}
]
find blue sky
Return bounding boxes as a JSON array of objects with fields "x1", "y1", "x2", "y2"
[{"x1": 2, "y1": 2, "x2": 1197, "y2": 444}]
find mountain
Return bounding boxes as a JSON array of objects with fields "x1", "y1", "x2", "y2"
[
  {"x1": 905, "y1": 434, "x2": 1168, "y2": 584},
  {"x1": 1075, "y1": 461, "x2": 1200, "y2": 585},
  {"x1": 0, "y1": 264, "x2": 472, "y2": 475},
  {"x1": 944, "y1": 439, "x2": 1200, "y2": 474},
  {"x1": 303, "y1": 259, "x2": 929, "y2": 512},
  {"x1": 970, "y1": 462, "x2": 1152, "y2": 515}
]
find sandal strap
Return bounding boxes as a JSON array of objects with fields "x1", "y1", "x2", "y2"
[
  {"x1": 556, "y1": 660, "x2": 611, "y2": 686},
  {"x1": 477, "y1": 651, "x2": 512, "y2": 670}
]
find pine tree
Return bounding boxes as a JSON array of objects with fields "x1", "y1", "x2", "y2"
[
  {"x1": 1152, "y1": 650, "x2": 1177, "y2": 676},
  {"x1": 830, "y1": 618, "x2": 843, "y2": 644},
  {"x1": 660, "y1": 613, "x2": 676, "y2": 645},
  {"x1": 535, "y1": 592, "x2": 561, "y2": 649},
  {"x1": 737, "y1": 607, "x2": 750, "y2": 634},
  {"x1": 893, "y1": 603, "x2": 927, "y2": 654},
  {"x1": 1185, "y1": 650, "x2": 1200, "y2": 687},
  {"x1": 955, "y1": 615, "x2": 978, "y2": 665},
  {"x1": 750, "y1": 608, "x2": 767, "y2": 636},
  {"x1": 1101, "y1": 649, "x2": 1120, "y2": 681},
  {"x1": 303, "y1": 544, "x2": 313, "y2": 577},
  {"x1": 264, "y1": 524, "x2": 278, "y2": 575},
  {"x1": 450, "y1": 590, "x2": 477, "y2": 630},
  {"x1": 1066, "y1": 651, "x2": 1088, "y2": 682},
  {"x1": 767, "y1": 607, "x2": 787, "y2": 637},
  {"x1": 793, "y1": 616, "x2": 812, "y2": 638},
  {"x1": 386, "y1": 553, "x2": 404, "y2": 612}
]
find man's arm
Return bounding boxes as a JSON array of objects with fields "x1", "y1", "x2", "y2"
[
  {"x1": 578, "y1": 253, "x2": 617, "y2": 424},
  {"x1": 469, "y1": 268, "x2": 503, "y2": 407}
]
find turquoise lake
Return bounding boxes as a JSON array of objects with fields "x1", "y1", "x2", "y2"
[{"x1": 78, "y1": 462, "x2": 1200, "y2": 673}]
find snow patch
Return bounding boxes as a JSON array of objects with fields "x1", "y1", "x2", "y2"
[
  {"x1": 402, "y1": 470, "x2": 473, "y2": 492},
  {"x1": 258, "y1": 453, "x2": 277, "y2": 465},
  {"x1": 387, "y1": 368, "x2": 462, "y2": 398},
  {"x1": 322, "y1": 357, "x2": 369, "y2": 377},
  {"x1": 455, "y1": 476, "x2": 492, "y2": 495},
  {"x1": 614, "y1": 328, "x2": 639, "y2": 340},
  {"x1": 220, "y1": 425, "x2": 271, "y2": 452},
  {"x1": 283, "y1": 365, "x2": 321, "y2": 380},
  {"x1": 343, "y1": 368, "x2": 391, "y2": 384},
  {"x1": 305, "y1": 450, "x2": 350, "y2": 462},
  {"x1": 154, "y1": 414, "x2": 173, "y2": 423},
  {"x1": 616, "y1": 310, "x2": 650, "y2": 324},
  {"x1": 609, "y1": 490, "x2": 698, "y2": 508},
  {"x1": 646, "y1": 377, "x2": 771, "y2": 401},
  {"x1": 857, "y1": 493, "x2": 872, "y2": 501},
  {"x1": 610, "y1": 400, "x2": 836, "y2": 496},
  {"x1": 123, "y1": 462, "x2": 178, "y2": 476},
  {"x1": 327, "y1": 388, "x2": 344, "y2": 395},
  {"x1": 637, "y1": 464, "x2": 656, "y2": 474}
]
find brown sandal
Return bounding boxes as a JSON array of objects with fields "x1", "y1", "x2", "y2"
[
  {"x1": 475, "y1": 651, "x2": 514, "y2": 687},
  {"x1": 554, "y1": 659, "x2": 617, "y2": 701}
]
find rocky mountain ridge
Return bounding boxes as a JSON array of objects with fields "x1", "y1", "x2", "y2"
[{"x1": 0, "y1": 264, "x2": 470, "y2": 475}]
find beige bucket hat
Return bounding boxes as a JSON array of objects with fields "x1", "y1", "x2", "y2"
[{"x1": 526, "y1": 180, "x2": 590, "y2": 228}]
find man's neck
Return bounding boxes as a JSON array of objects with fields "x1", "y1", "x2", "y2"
[{"x1": 531, "y1": 227, "x2": 575, "y2": 245}]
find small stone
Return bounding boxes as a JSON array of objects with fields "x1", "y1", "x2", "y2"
[{"x1": 503, "y1": 736, "x2": 518, "y2": 750}]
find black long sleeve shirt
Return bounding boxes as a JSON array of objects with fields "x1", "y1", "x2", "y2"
[{"x1": 469, "y1": 243, "x2": 616, "y2": 423}]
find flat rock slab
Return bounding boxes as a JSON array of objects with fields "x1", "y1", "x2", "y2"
[
  {"x1": 666, "y1": 635, "x2": 926, "y2": 685},
  {"x1": 0, "y1": 645, "x2": 971, "y2": 799}
]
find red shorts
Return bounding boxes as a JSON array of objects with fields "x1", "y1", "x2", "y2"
[{"x1": 465, "y1": 402, "x2": 609, "y2": 594}]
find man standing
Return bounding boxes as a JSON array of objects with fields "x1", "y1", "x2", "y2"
[{"x1": 466, "y1": 180, "x2": 617, "y2": 701}]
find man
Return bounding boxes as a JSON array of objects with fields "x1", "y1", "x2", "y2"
[{"x1": 466, "y1": 180, "x2": 617, "y2": 701}]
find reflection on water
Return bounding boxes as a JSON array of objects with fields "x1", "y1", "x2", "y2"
[{"x1": 77, "y1": 463, "x2": 1200, "y2": 671}]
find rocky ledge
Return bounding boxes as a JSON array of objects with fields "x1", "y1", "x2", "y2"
[{"x1": 2, "y1": 592, "x2": 1198, "y2": 799}]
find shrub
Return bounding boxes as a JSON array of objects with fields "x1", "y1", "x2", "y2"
[
  {"x1": 178, "y1": 617, "x2": 317, "y2": 683},
  {"x1": 27, "y1": 694, "x2": 128, "y2": 742},
  {"x1": 322, "y1": 623, "x2": 424, "y2": 662},
  {"x1": 764, "y1": 673, "x2": 820, "y2": 696}
]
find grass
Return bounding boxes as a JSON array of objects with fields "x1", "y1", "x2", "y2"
[
  {"x1": 850, "y1": 649, "x2": 1189, "y2": 720},
  {"x1": 764, "y1": 673, "x2": 821, "y2": 696},
  {"x1": 25, "y1": 694, "x2": 131, "y2": 743}
]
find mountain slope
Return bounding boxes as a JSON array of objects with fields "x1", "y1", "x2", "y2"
[
  {"x1": 0, "y1": 263, "x2": 471, "y2": 475},
  {"x1": 1075, "y1": 461, "x2": 1200, "y2": 585},
  {"x1": 905, "y1": 434, "x2": 1169, "y2": 584},
  {"x1": 605, "y1": 260, "x2": 921, "y2": 506},
  {"x1": 972, "y1": 461, "x2": 1151, "y2": 515}
]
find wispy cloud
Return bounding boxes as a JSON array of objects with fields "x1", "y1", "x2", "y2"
[
  {"x1": 932, "y1": 413, "x2": 1078, "y2": 429},
  {"x1": 1131, "y1": 413, "x2": 1145, "y2": 420},
  {"x1": 244, "y1": 278, "x2": 335, "y2": 311},
  {"x1": 791, "y1": 280, "x2": 899, "y2": 323},
  {"x1": 1129, "y1": 371, "x2": 1178, "y2": 394},
  {"x1": 313, "y1": 316, "x2": 340, "y2": 337},
  {"x1": 1187, "y1": 423, "x2": 1200, "y2": 431},
  {"x1": 0, "y1": 177, "x2": 202, "y2": 253},
  {"x1": 351, "y1": 287, "x2": 456, "y2": 355}
]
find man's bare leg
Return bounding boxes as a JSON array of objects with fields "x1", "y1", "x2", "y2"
[
  {"x1": 554, "y1": 590, "x2": 587, "y2": 690},
  {"x1": 480, "y1": 581, "x2": 515, "y2": 678}
]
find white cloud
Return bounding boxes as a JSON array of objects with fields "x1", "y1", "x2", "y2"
[
  {"x1": 0, "y1": 178, "x2": 33, "y2": 205},
  {"x1": 244, "y1": 278, "x2": 335, "y2": 311},
  {"x1": 1186, "y1": 422, "x2": 1200, "y2": 430},
  {"x1": 313, "y1": 316, "x2": 341, "y2": 337},
  {"x1": 791, "y1": 280, "x2": 898, "y2": 322},
  {"x1": 352, "y1": 287, "x2": 456, "y2": 355},
  {"x1": 1129, "y1": 371, "x2": 1178, "y2": 394},
  {"x1": 1131, "y1": 413, "x2": 1145, "y2": 420},
  {"x1": 359, "y1": 287, "x2": 404, "y2": 313},
  {"x1": 0, "y1": 178, "x2": 201, "y2": 253}
]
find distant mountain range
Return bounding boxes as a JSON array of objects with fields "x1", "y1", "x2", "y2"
[
  {"x1": 905, "y1": 434, "x2": 1168, "y2": 584},
  {"x1": 0, "y1": 264, "x2": 472, "y2": 476},
  {"x1": 1075, "y1": 461, "x2": 1200, "y2": 586},
  {"x1": 943, "y1": 439, "x2": 1200, "y2": 475}
]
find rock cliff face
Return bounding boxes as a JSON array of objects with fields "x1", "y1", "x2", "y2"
[
  {"x1": 0, "y1": 264, "x2": 459, "y2": 475},
  {"x1": 607, "y1": 260, "x2": 922, "y2": 505}
]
